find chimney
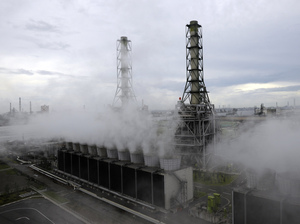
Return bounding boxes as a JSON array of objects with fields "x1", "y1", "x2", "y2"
[{"x1": 19, "y1": 97, "x2": 21, "y2": 112}]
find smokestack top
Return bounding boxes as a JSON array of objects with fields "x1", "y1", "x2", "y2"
[
  {"x1": 121, "y1": 36, "x2": 128, "y2": 41},
  {"x1": 189, "y1": 20, "x2": 201, "y2": 29}
]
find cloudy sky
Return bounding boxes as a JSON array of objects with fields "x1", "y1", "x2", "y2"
[{"x1": 0, "y1": 0, "x2": 299, "y2": 113}]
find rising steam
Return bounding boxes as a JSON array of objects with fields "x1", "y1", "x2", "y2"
[
  {"x1": 10, "y1": 104, "x2": 176, "y2": 157},
  {"x1": 214, "y1": 116, "x2": 300, "y2": 174}
]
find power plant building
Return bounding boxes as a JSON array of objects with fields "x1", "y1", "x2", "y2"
[
  {"x1": 233, "y1": 169, "x2": 300, "y2": 224},
  {"x1": 57, "y1": 143, "x2": 193, "y2": 210},
  {"x1": 233, "y1": 189, "x2": 300, "y2": 224}
]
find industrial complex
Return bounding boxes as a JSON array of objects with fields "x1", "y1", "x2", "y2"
[
  {"x1": 1, "y1": 20, "x2": 300, "y2": 224},
  {"x1": 55, "y1": 20, "x2": 216, "y2": 213}
]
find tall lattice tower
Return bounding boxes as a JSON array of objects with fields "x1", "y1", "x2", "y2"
[
  {"x1": 113, "y1": 36, "x2": 136, "y2": 107},
  {"x1": 175, "y1": 21, "x2": 216, "y2": 170}
]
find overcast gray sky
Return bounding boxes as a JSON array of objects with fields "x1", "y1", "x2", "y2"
[{"x1": 0, "y1": 0, "x2": 299, "y2": 113}]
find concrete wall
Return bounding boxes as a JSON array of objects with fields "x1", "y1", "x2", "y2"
[
  {"x1": 164, "y1": 167, "x2": 193, "y2": 210},
  {"x1": 164, "y1": 174, "x2": 180, "y2": 210},
  {"x1": 174, "y1": 167, "x2": 193, "y2": 202}
]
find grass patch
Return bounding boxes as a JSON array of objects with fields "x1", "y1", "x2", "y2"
[
  {"x1": 31, "y1": 182, "x2": 46, "y2": 190},
  {"x1": 4, "y1": 169, "x2": 19, "y2": 175},
  {"x1": 0, "y1": 163, "x2": 10, "y2": 170},
  {"x1": 5, "y1": 158, "x2": 18, "y2": 164},
  {"x1": 194, "y1": 171, "x2": 239, "y2": 186},
  {"x1": 44, "y1": 191, "x2": 68, "y2": 204},
  {"x1": 194, "y1": 190, "x2": 207, "y2": 199},
  {"x1": 0, "y1": 189, "x2": 36, "y2": 206}
]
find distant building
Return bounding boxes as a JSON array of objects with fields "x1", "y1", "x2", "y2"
[{"x1": 41, "y1": 105, "x2": 49, "y2": 113}]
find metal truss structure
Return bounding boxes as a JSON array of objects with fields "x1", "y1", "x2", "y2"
[
  {"x1": 113, "y1": 36, "x2": 136, "y2": 107},
  {"x1": 175, "y1": 21, "x2": 217, "y2": 170}
]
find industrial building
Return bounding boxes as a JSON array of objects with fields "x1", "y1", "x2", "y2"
[
  {"x1": 57, "y1": 143, "x2": 193, "y2": 210},
  {"x1": 233, "y1": 169, "x2": 300, "y2": 224},
  {"x1": 174, "y1": 20, "x2": 217, "y2": 169},
  {"x1": 55, "y1": 21, "x2": 218, "y2": 216}
]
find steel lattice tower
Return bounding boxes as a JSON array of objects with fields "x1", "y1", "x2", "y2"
[
  {"x1": 113, "y1": 36, "x2": 136, "y2": 107},
  {"x1": 175, "y1": 21, "x2": 216, "y2": 170},
  {"x1": 182, "y1": 21, "x2": 211, "y2": 107}
]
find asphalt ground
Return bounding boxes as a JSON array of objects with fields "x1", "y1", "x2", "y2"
[
  {"x1": 0, "y1": 197, "x2": 85, "y2": 224},
  {"x1": 1, "y1": 157, "x2": 216, "y2": 224},
  {"x1": 0, "y1": 158, "x2": 153, "y2": 224}
]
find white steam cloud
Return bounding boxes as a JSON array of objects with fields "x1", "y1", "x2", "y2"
[
  {"x1": 12, "y1": 105, "x2": 176, "y2": 157},
  {"x1": 215, "y1": 116, "x2": 300, "y2": 174}
]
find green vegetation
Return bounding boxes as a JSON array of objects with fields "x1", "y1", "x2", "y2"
[
  {"x1": 3, "y1": 168, "x2": 19, "y2": 175},
  {"x1": 30, "y1": 181, "x2": 46, "y2": 190},
  {"x1": 44, "y1": 191, "x2": 68, "y2": 204},
  {"x1": 6, "y1": 157, "x2": 18, "y2": 164},
  {"x1": 0, "y1": 189, "x2": 38, "y2": 205},
  {"x1": 194, "y1": 189, "x2": 207, "y2": 199},
  {"x1": 0, "y1": 162, "x2": 10, "y2": 170},
  {"x1": 193, "y1": 170, "x2": 238, "y2": 186}
]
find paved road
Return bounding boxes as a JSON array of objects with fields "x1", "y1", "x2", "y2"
[
  {"x1": 0, "y1": 197, "x2": 85, "y2": 224},
  {"x1": 1, "y1": 158, "x2": 153, "y2": 224}
]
